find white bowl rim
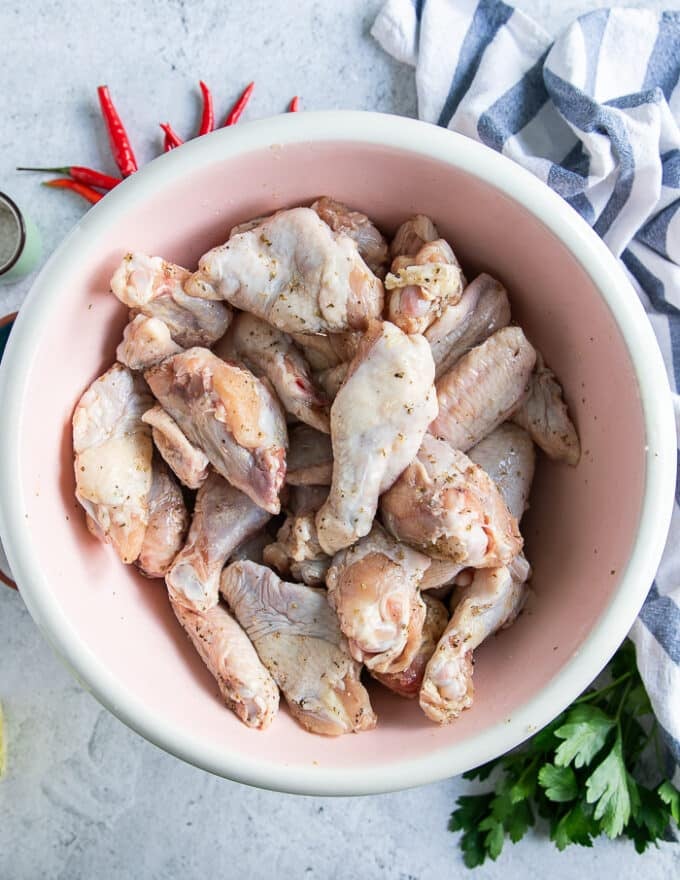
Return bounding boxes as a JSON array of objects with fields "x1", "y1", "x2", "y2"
[{"x1": 0, "y1": 111, "x2": 675, "y2": 796}]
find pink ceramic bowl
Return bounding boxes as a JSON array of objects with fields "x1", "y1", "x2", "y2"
[{"x1": 0, "y1": 112, "x2": 675, "y2": 795}]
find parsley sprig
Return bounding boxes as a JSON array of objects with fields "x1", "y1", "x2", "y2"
[{"x1": 449, "y1": 641, "x2": 679, "y2": 866}]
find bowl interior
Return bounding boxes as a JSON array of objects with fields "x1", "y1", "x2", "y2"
[{"x1": 11, "y1": 137, "x2": 645, "y2": 785}]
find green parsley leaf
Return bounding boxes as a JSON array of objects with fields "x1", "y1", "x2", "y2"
[
  {"x1": 658, "y1": 781, "x2": 680, "y2": 824},
  {"x1": 585, "y1": 732, "x2": 631, "y2": 837},
  {"x1": 449, "y1": 641, "x2": 680, "y2": 867},
  {"x1": 551, "y1": 802, "x2": 596, "y2": 850},
  {"x1": 459, "y1": 829, "x2": 487, "y2": 869},
  {"x1": 448, "y1": 793, "x2": 492, "y2": 832},
  {"x1": 505, "y1": 799, "x2": 534, "y2": 843},
  {"x1": 479, "y1": 817, "x2": 504, "y2": 861},
  {"x1": 554, "y1": 705, "x2": 615, "y2": 768},
  {"x1": 538, "y1": 763, "x2": 578, "y2": 802}
]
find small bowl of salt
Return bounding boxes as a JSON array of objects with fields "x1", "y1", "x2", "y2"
[{"x1": 0, "y1": 193, "x2": 40, "y2": 284}]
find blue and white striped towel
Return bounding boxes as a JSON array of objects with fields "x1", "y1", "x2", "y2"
[{"x1": 373, "y1": 0, "x2": 680, "y2": 762}]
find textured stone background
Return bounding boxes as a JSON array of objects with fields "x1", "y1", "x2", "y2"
[{"x1": 1, "y1": 2, "x2": 679, "y2": 877}]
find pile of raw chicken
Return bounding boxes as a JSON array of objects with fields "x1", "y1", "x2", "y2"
[{"x1": 73, "y1": 199, "x2": 580, "y2": 736}]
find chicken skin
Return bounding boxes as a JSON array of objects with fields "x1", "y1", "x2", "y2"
[
  {"x1": 316, "y1": 320, "x2": 437, "y2": 554},
  {"x1": 185, "y1": 208, "x2": 384, "y2": 333},
  {"x1": 380, "y1": 434, "x2": 522, "y2": 566},
  {"x1": 430, "y1": 326, "x2": 536, "y2": 451},
  {"x1": 426, "y1": 274, "x2": 511, "y2": 379},
  {"x1": 73, "y1": 364, "x2": 154, "y2": 564},
  {"x1": 311, "y1": 196, "x2": 389, "y2": 277},
  {"x1": 216, "y1": 312, "x2": 329, "y2": 433},
  {"x1": 420, "y1": 426, "x2": 536, "y2": 723},
  {"x1": 136, "y1": 459, "x2": 188, "y2": 578},
  {"x1": 288, "y1": 333, "x2": 342, "y2": 371},
  {"x1": 420, "y1": 556, "x2": 530, "y2": 723},
  {"x1": 145, "y1": 348, "x2": 287, "y2": 513},
  {"x1": 142, "y1": 404, "x2": 209, "y2": 490},
  {"x1": 166, "y1": 472, "x2": 270, "y2": 612},
  {"x1": 263, "y1": 513, "x2": 330, "y2": 587},
  {"x1": 390, "y1": 214, "x2": 439, "y2": 258},
  {"x1": 419, "y1": 559, "x2": 465, "y2": 591},
  {"x1": 285, "y1": 424, "x2": 333, "y2": 486},
  {"x1": 468, "y1": 423, "x2": 536, "y2": 522},
  {"x1": 171, "y1": 598, "x2": 279, "y2": 730},
  {"x1": 221, "y1": 561, "x2": 376, "y2": 735},
  {"x1": 385, "y1": 239, "x2": 464, "y2": 335},
  {"x1": 116, "y1": 314, "x2": 183, "y2": 371},
  {"x1": 512, "y1": 353, "x2": 581, "y2": 466},
  {"x1": 315, "y1": 363, "x2": 349, "y2": 401},
  {"x1": 326, "y1": 525, "x2": 430, "y2": 674},
  {"x1": 110, "y1": 252, "x2": 231, "y2": 347},
  {"x1": 373, "y1": 595, "x2": 449, "y2": 698}
]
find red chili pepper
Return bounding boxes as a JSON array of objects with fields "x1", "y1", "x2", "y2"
[
  {"x1": 97, "y1": 85, "x2": 138, "y2": 177},
  {"x1": 160, "y1": 122, "x2": 184, "y2": 148},
  {"x1": 288, "y1": 96, "x2": 301, "y2": 112},
  {"x1": 17, "y1": 165, "x2": 121, "y2": 190},
  {"x1": 163, "y1": 130, "x2": 175, "y2": 153},
  {"x1": 223, "y1": 82, "x2": 255, "y2": 126},
  {"x1": 43, "y1": 178, "x2": 104, "y2": 204},
  {"x1": 198, "y1": 80, "x2": 214, "y2": 136}
]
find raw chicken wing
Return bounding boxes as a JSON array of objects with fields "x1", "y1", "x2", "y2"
[
  {"x1": 419, "y1": 559, "x2": 465, "y2": 591},
  {"x1": 390, "y1": 214, "x2": 439, "y2": 258},
  {"x1": 426, "y1": 274, "x2": 511, "y2": 378},
  {"x1": 325, "y1": 525, "x2": 430, "y2": 674},
  {"x1": 136, "y1": 459, "x2": 188, "y2": 578},
  {"x1": 110, "y1": 252, "x2": 231, "y2": 347},
  {"x1": 263, "y1": 513, "x2": 330, "y2": 586},
  {"x1": 73, "y1": 364, "x2": 153, "y2": 564},
  {"x1": 166, "y1": 472, "x2": 270, "y2": 612},
  {"x1": 145, "y1": 347, "x2": 287, "y2": 513},
  {"x1": 171, "y1": 598, "x2": 279, "y2": 729},
  {"x1": 420, "y1": 556, "x2": 530, "y2": 723},
  {"x1": 512, "y1": 353, "x2": 580, "y2": 465},
  {"x1": 142, "y1": 404, "x2": 209, "y2": 490},
  {"x1": 185, "y1": 208, "x2": 384, "y2": 333},
  {"x1": 468, "y1": 423, "x2": 536, "y2": 521},
  {"x1": 380, "y1": 434, "x2": 522, "y2": 565},
  {"x1": 221, "y1": 561, "x2": 376, "y2": 735},
  {"x1": 315, "y1": 363, "x2": 349, "y2": 401},
  {"x1": 216, "y1": 312, "x2": 329, "y2": 433},
  {"x1": 316, "y1": 320, "x2": 437, "y2": 554},
  {"x1": 116, "y1": 314, "x2": 183, "y2": 371},
  {"x1": 373, "y1": 595, "x2": 449, "y2": 698},
  {"x1": 430, "y1": 326, "x2": 536, "y2": 450},
  {"x1": 312, "y1": 196, "x2": 389, "y2": 277},
  {"x1": 385, "y1": 239, "x2": 464, "y2": 335},
  {"x1": 289, "y1": 333, "x2": 341, "y2": 371}
]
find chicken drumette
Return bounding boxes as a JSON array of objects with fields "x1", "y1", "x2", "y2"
[
  {"x1": 326, "y1": 525, "x2": 430, "y2": 674},
  {"x1": 166, "y1": 471, "x2": 270, "y2": 612},
  {"x1": 380, "y1": 433, "x2": 522, "y2": 566},
  {"x1": 171, "y1": 599, "x2": 279, "y2": 730},
  {"x1": 316, "y1": 320, "x2": 437, "y2": 554}
]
